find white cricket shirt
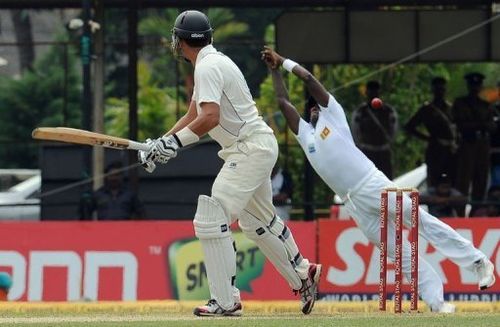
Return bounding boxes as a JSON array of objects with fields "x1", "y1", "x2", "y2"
[
  {"x1": 296, "y1": 94, "x2": 376, "y2": 198},
  {"x1": 193, "y1": 45, "x2": 273, "y2": 148}
]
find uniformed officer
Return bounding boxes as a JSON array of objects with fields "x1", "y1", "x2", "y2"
[
  {"x1": 404, "y1": 77, "x2": 457, "y2": 187},
  {"x1": 452, "y1": 72, "x2": 496, "y2": 214},
  {"x1": 351, "y1": 81, "x2": 398, "y2": 179}
]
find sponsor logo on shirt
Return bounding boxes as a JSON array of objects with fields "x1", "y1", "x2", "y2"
[
  {"x1": 308, "y1": 143, "x2": 316, "y2": 153},
  {"x1": 320, "y1": 126, "x2": 331, "y2": 140},
  {"x1": 228, "y1": 162, "x2": 237, "y2": 169}
]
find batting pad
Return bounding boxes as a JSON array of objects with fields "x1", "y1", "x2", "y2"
[
  {"x1": 193, "y1": 195, "x2": 237, "y2": 310},
  {"x1": 239, "y1": 213, "x2": 307, "y2": 290}
]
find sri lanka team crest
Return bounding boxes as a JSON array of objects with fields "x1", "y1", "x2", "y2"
[{"x1": 320, "y1": 126, "x2": 331, "y2": 139}]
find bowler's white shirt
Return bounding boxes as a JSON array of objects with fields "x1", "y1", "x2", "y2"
[
  {"x1": 192, "y1": 45, "x2": 272, "y2": 148},
  {"x1": 296, "y1": 94, "x2": 376, "y2": 198}
]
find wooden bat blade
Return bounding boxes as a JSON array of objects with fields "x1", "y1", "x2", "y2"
[{"x1": 32, "y1": 127, "x2": 150, "y2": 151}]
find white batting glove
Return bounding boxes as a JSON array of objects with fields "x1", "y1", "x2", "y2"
[
  {"x1": 146, "y1": 135, "x2": 180, "y2": 164},
  {"x1": 138, "y1": 138, "x2": 157, "y2": 173}
]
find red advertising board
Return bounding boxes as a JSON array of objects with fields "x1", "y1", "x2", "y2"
[
  {"x1": 0, "y1": 221, "x2": 316, "y2": 302},
  {"x1": 318, "y1": 218, "x2": 500, "y2": 301},
  {"x1": 2, "y1": 218, "x2": 497, "y2": 302}
]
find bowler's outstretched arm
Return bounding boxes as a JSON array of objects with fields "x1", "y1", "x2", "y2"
[
  {"x1": 262, "y1": 46, "x2": 329, "y2": 108},
  {"x1": 269, "y1": 69, "x2": 300, "y2": 135},
  {"x1": 289, "y1": 65, "x2": 330, "y2": 108}
]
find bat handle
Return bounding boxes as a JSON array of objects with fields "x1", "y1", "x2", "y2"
[{"x1": 128, "y1": 141, "x2": 152, "y2": 152}]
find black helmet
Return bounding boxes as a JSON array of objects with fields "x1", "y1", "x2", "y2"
[{"x1": 173, "y1": 10, "x2": 212, "y2": 41}]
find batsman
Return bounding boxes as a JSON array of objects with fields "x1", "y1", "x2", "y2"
[
  {"x1": 261, "y1": 46, "x2": 496, "y2": 313},
  {"x1": 139, "y1": 10, "x2": 321, "y2": 316}
]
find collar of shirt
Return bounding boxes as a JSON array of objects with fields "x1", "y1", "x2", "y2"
[{"x1": 195, "y1": 44, "x2": 217, "y2": 66}]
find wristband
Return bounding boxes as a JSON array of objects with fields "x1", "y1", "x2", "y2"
[
  {"x1": 282, "y1": 59, "x2": 298, "y2": 72},
  {"x1": 174, "y1": 127, "x2": 199, "y2": 147}
]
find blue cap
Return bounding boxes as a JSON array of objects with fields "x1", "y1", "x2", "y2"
[{"x1": 0, "y1": 272, "x2": 13, "y2": 290}]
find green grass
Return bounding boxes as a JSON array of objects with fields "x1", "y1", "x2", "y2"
[
  {"x1": 0, "y1": 301, "x2": 498, "y2": 326},
  {"x1": 1, "y1": 312, "x2": 499, "y2": 327}
]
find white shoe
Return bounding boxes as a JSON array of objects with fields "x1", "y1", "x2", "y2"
[
  {"x1": 296, "y1": 263, "x2": 322, "y2": 315},
  {"x1": 474, "y1": 258, "x2": 496, "y2": 290},
  {"x1": 193, "y1": 299, "x2": 242, "y2": 317},
  {"x1": 435, "y1": 302, "x2": 456, "y2": 313}
]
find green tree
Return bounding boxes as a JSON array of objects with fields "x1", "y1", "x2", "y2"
[
  {"x1": 104, "y1": 60, "x2": 177, "y2": 140},
  {"x1": 226, "y1": 8, "x2": 282, "y2": 96},
  {"x1": 0, "y1": 40, "x2": 81, "y2": 168},
  {"x1": 138, "y1": 8, "x2": 248, "y2": 90}
]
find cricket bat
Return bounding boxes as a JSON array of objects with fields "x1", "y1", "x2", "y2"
[{"x1": 32, "y1": 127, "x2": 151, "y2": 152}]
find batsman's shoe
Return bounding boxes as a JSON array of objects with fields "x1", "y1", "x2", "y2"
[
  {"x1": 193, "y1": 299, "x2": 242, "y2": 317},
  {"x1": 432, "y1": 302, "x2": 456, "y2": 314},
  {"x1": 296, "y1": 263, "x2": 322, "y2": 315},
  {"x1": 474, "y1": 258, "x2": 496, "y2": 290}
]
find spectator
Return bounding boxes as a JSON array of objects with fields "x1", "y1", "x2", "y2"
[
  {"x1": 491, "y1": 81, "x2": 500, "y2": 187},
  {"x1": 271, "y1": 163, "x2": 293, "y2": 220},
  {"x1": 451, "y1": 72, "x2": 496, "y2": 214},
  {"x1": 470, "y1": 186, "x2": 500, "y2": 217},
  {"x1": 351, "y1": 80, "x2": 398, "y2": 179},
  {"x1": 404, "y1": 77, "x2": 458, "y2": 187},
  {"x1": 420, "y1": 173, "x2": 467, "y2": 218},
  {"x1": 0, "y1": 272, "x2": 12, "y2": 301},
  {"x1": 79, "y1": 162, "x2": 145, "y2": 220}
]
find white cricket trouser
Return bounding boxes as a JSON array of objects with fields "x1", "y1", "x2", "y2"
[
  {"x1": 212, "y1": 132, "x2": 278, "y2": 225},
  {"x1": 211, "y1": 133, "x2": 309, "y2": 291},
  {"x1": 344, "y1": 169, "x2": 486, "y2": 310}
]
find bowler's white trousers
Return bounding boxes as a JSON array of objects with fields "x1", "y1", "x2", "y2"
[{"x1": 344, "y1": 169, "x2": 486, "y2": 310}]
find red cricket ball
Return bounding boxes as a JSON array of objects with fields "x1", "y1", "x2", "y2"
[{"x1": 371, "y1": 97, "x2": 383, "y2": 109}]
